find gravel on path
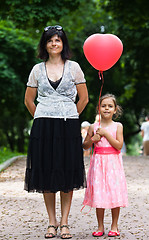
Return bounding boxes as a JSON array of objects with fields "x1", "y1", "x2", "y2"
[{"x1": 0, "y1": 156, "x2": 149, "y2": 240}]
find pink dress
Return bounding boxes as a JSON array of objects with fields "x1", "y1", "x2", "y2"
[{"x1": 83, "y1": 121, "x2": 128, "y2": 209}]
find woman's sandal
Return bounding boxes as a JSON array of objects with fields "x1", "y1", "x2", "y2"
[
  {"x1": 60, "y1": 225, "x2": 72, "y2": 239},
  {"x1": 45, "y1": 225, "x2": 58, "y2": 239}
]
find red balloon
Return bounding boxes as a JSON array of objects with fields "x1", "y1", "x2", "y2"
[{"x1": 83, "y1": 34, "x2": 123, "y2": 71}]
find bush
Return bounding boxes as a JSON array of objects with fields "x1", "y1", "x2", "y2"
[{"x1": 0, "y1": 147, "x2": 23, "y2": 164}]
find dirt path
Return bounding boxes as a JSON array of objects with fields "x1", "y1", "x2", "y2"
[{"x1": 0, "y1": 156, "x2": 149, "y2": 240}]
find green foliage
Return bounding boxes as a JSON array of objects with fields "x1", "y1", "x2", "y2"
[
  {"x1": 126, "y1": 133, "x2": 143, "y2": 156},
  {"x1": 0, "y1": 147, "x2": 23, "y2": 164},
  {"x1": 0, "y1": 0, "x2": 149, "y2": 155},
  {"x1": 52, "y1": 0, "x2": 114, "y2": 123},
  {"x1": 0, "y1": 20, "x2": 37, "y2": 152},
  {"x1": 100, "y1": 0, "x2": 149, "y2": 28},
  {"x1": 40, "y1": 1, "x2": 149, "y2": 147},
  {"x1": 98, "y1": 0, "x2": 149, "y2": 148},
  {"x1": 0, "y1": 0, "x2": 81, "y2": 29}
]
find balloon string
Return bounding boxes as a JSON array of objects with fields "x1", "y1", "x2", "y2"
[
  {"x1": 98, "y1": 71, "x2": 104, "y2": 126},
  {"x1": 80, "y1": 205, "x2": 92, "y2": 215}
]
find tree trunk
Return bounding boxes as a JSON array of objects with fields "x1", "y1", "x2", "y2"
[{"x1": 5, "y1": 131, "x2": 15, "y2": 151}]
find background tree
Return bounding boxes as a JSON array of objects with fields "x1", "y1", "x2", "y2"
[
  {"x1": 0, "y1": 0, "x2": 83, "y2": 152},
  {"x1": 0, "y1": 0, "x2": 148, "y2": 154},
  {"x1": 0, "y1": 20, "x2": 37, "y2": 152},
  {"x1": 52, "y1": 0, "x2": 116, "y2": 123},
  {"x1": 99, "y1": 0, "x2": 149, "y2": 145},
  {"x1": 0, "y1": 0, "x2": 81, "y2": 30},
  {"x1": 0, "y1": 0, "x2": 107, "y2": 152}
]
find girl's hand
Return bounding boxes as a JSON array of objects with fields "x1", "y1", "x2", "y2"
[
  {"x1": 96, "y1": 128, "x2": 107, "y2": 137},
  {"x1": 91, "y1": 133, "x2": 101, "y2": 143},
  {"x1": 96, "y1": 123, "x2": 124, "y2": 150},
  {"x1": 82, "y1": 124, "x2": 101, "y2": 149}
]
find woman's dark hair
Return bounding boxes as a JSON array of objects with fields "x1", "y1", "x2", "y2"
[{"x1": 37, "y1": 27, "x2": 71, "y2": 61}]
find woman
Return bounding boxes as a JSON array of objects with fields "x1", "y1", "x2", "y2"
[{"x1": 24, "y1": 25, "x2": 88, "y2": 239}]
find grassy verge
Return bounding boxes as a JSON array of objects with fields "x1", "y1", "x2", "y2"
[{"x1": 0, "y1": 147, "x2": 23, "y2": 164}]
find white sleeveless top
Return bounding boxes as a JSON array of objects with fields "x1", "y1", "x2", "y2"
[
  {"x1": 141, "y1": 121, "x2": 149, "y2": 141},
  {"x1": 27, "y1": 60, "x2": 86, "y2": 120}
]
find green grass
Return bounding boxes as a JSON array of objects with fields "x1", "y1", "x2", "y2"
[{"x1": 0, "y1": 147, "x2": 23, "y2": 164}]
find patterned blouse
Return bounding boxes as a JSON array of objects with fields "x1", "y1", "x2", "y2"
[{"x1": 27, "y1": 60, "x2": 86, "y2": 120}]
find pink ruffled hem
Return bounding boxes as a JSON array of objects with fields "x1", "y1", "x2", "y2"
[{"x1": 83, "y1": 200, "x2": 128, "y2": 209}]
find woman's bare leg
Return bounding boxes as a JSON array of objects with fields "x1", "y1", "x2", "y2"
[
  {"x1": 60, "y1": 191, "x2": 73, "y2": 237},
  {"x1": 43, "y1": 193, "x2": 58, "y2": 236}
]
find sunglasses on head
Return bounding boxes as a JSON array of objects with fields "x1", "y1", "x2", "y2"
[{"x1": 44, "y1": 25, "x2": 63, "y2": 32}]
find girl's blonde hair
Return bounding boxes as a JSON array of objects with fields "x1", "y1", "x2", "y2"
[{"x1": 99, "y1": 93, "x2": 123, "y2": 119}]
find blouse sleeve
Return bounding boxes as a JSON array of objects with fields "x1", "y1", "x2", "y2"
[
  {"x1": 72, "y1": 62, "x2": 86, "y2": 85},
  {"x1": 27, "y1": 65, "x2": 38, "y2": 88}
]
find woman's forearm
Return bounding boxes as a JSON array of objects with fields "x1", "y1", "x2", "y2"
[
  {"x1": 76, "y1": 83, "x2": 89, "y2": 115},
  {"x1": 77, "y1": 97, "x2": 88, "y2": 115},
  {"x1": 24, "y1": 87, "x2": 37, "y2": 117},
  {"x1": 25, "y1": 100, "x2": 36, "y2": 117}
]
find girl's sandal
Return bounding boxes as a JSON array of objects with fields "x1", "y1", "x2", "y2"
[
  {"x1": 45, "y1": 225, "x2": 58, "y2": 239},
  {"x1": 60, "y1": 225, "x2": 72, "y2": 239}
]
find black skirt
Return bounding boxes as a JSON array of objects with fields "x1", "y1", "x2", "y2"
[{"x1": 24, "y1": 118, "x2": 86, "y2": 193}]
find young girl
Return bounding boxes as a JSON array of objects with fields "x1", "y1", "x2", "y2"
[{"x1": 83, "y1": 94, "x2": 128, "y2": 237}]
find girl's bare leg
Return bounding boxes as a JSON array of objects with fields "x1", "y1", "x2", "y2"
[
  {"x1": 96, "y1": 208, "x2": 105, "y2": 232},
  {"x1": 111, "y1": 207, "x2": 120, "y2": 231}
]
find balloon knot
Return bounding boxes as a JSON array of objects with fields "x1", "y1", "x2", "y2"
[{"x1": 98, "y1": 71, "x2": 103, "y2": 80}]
